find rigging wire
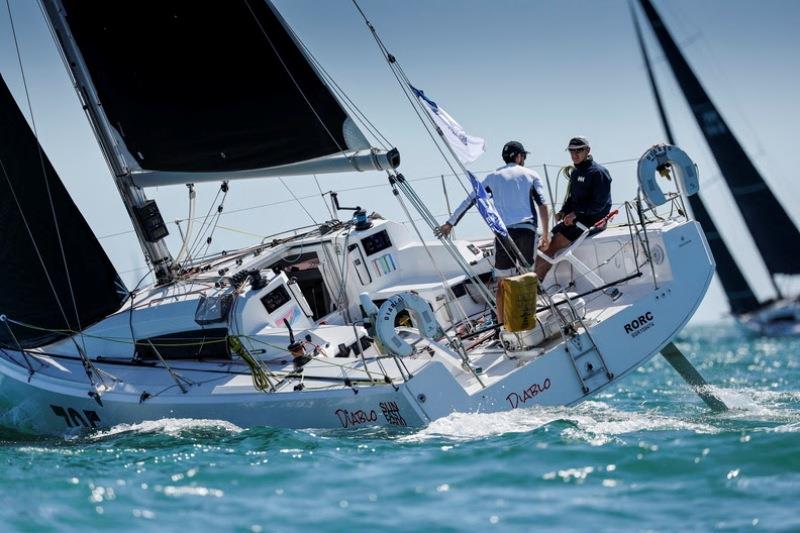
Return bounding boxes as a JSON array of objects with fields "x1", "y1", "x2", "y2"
[
  {"x1": 279, "y1": 176, "x2": 318, "y2": 225},
  {"x1": 348, "y1": 0, "x2": 535, "y2": 281},
  {"x1": 174, "y1": 184, "x2": 196, "y2": 264},
  {"x1": 184, "y1": 183, "x2": 224, "y2": 262},
  {"x1": 290, "y1": 31, "x2": 393, "y2": 150},
  {"x1": 95, "y1": 156, "x2": 641, "y2": 243},
  {"x1": 4, "y1": 0, "x2": 83, "y2": 338},
  {"x1": 313, "y1": 174, "x2": 335, "y2": 219},
  {"x1": 3, "y1": 0, "x2": 109, "y2": 390},
  {"x1": 350, "y1": 0, "x2": 469, "y2": 195},
  {"x1": 184, "y1": 182, "x2": 229, "y2": 268},
  {"x1": 244, "y1": 0, "x2": 352, "y2": 163},
  {"x1": 93, "y1": 170, "x2": 487, "y2": 241},
  {"x1": 391, "y1": 182, "x2": 475, "y2": 327}
]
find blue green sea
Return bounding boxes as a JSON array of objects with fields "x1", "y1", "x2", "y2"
[{"x1": 2, "y1": 323, "x2": 799, "y2": 532}]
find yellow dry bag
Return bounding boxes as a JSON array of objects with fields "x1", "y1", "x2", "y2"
[{"x1": 500, "y1": 273, "x2": 539, "y2": 332}]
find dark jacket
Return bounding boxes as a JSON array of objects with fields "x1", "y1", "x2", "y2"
[{"x1": 560, "y1": 157, "x2": 612, "y2": 224}]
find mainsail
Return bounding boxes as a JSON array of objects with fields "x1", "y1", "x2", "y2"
[
  {"x1": 53, "y1": 0, "x2": 396, "y2": 186},
  {"x1": 630, "y1": 1, "x2": 760, "y2": 315},
  {"x1": 0, "y1": 74, "x2": 126, "y2": 348},
  {"x1": 638, "y1": 0, "x2": 800, "y2": 276}
]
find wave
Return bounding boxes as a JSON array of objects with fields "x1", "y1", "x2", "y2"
[
  {"x1": 401, "y1": 401, "x2": 717, "y2": 444},
  {"x1": 88, "y1": 418, "x2": 244, "y2": 441},
  {"x1": 401, "y1": 378, "x2": 800, "y2": 444}
]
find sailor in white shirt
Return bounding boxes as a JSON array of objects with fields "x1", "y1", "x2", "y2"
[{"x1": 437, "y1": 141, "x2": 549, "y2": 312}]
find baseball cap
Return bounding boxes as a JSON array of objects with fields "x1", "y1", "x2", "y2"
[
  {"x1": 502, "y1": 140, "x2": 529, "y2": 160},
  {"x1": 566, "y1": 136, "x2": 590, "y2": 150}
]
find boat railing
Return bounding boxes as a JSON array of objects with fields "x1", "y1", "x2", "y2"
[{"x1": 540, "y1": 190, "x2": 687, "y2": 321}]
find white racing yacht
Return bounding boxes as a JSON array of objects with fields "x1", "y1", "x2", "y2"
[{"x1": 0, "y1": 1, "x2": 718, "y2": 435}]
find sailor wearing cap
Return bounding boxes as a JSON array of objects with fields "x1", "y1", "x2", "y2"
[
  {"x1": 438, "y1": 140, "x2": 549, "y2": 299},
  {"x1": 535, "y1": 136, "x2": 612, "y2": 281}
]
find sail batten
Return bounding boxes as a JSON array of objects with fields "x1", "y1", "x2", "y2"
[
  {"x1": 0, "y1": 74, "x2": 126, "y2": 348},
  {"x1": 56, "y1": 0, "x2": 383, "y2": 179},
  {"x1": 639, "y1": 0, "x2": 800, "y2": 276}
]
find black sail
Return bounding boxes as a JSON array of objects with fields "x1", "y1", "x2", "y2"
[
  {"x1": 638, "y1": 0, "x2": 800, "y2": 275},
  {"x1": 0, "y1": 75, "x2": 126, "y2": 348},
  {"x1": 59, "y1": 0, "x2": 363, "y2": 174},
  {"x1": 630, "y1": 2, "x2": 760, "y2": 315},
  {"x1": 687, "y1": 196, "x2": 760, "y2": 314}
]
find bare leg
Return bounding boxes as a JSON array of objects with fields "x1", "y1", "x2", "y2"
[
  {"x1": 534, "y1": 233, "x2": 572, "y2": 281},
  {"x1": 496, "y1": 278, "x2": 504, "y2": 323}
]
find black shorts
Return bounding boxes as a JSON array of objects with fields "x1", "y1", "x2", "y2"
[
  {"x1": 552, "y1": 217, "x2": 607, "y2": 242},
  {"x1": 551, "y1": 221, "x2": 584, "y2": 242},
  {"x1": 494, "y1": 227, "x2": 536, "y2": 270}
]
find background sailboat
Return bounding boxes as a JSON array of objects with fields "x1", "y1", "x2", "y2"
[{"x1": 633, "y1": 0, "x2": 800, "y2": 335}]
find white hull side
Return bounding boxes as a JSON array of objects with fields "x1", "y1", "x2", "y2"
[{"x1": 0, "y1": 221, "x2": 714, "y2": 435}]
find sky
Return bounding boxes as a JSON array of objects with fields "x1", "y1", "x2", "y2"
[{"x1": 1, "y1": 0, "x2": 799, "y2": 323}]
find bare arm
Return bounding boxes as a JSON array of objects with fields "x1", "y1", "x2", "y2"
[{"x1": 538, "y1": 204, "x2": 550, "y2": 249}]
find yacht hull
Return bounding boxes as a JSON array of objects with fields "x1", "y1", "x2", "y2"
[
  {"x1": 0, "y1": 220, "x2": 714, "y2": 436},
  {"x1": 737, "y1": 299, "x2": 800, "y2": 337}
]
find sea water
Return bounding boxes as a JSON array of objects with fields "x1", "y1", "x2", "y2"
[{"x1": 2, "y1": 323, "x2": 799, "y2": 532}]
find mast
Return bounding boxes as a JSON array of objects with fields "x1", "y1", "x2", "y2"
[
  {"x1": 40, "y1": 0, "x2": 175, "y2": 284},
  {"x1": 637, "y1": 0, "x2": 798, "y2": 297},
  {"x1": 630, "y1": 1, "x2": 760, "y2": 315},
  {"x1": 38, "y1": 1, "x2": 399, "y2": 285}
]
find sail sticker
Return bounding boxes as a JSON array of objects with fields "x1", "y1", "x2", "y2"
[
  {"x1": 506, "y1": 378, "x2": 552, "y2": 409},
  {"x1": 624, "y1": 312, "x2": 655, "y2": 337},
  {"x1": 693, "y1": 103, "x2": 728, "y2": 138},
  {"x1": 371, "y1": 254, "x2": 397, "y2": 277},
  {"x1": 276, "y1": 305, "x2": 302, "y2": 326}
]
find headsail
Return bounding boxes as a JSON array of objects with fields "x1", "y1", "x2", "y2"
[
  {"x1": 687, "y1": 197, "x2": 760, "y2": 314},
  {"x1": 0, "y1": 74, "x2": 126, "y2": 348},
  {"x1": 630, "y1": 1, "x2": 760, "y2": 314},
  {"x1": 638, "y1": 0, "x2": 800, "y2": 276},
  {"x1": 54, "y1": 0, "x2": 397, "y2": 186}
]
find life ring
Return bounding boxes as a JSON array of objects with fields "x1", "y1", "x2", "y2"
[
  {"x1": 371, "y1": 292, "x2": 444, "y2": 357},
  {"x1": 637, "y1": 144, "x2": 699, "y2": 208}
]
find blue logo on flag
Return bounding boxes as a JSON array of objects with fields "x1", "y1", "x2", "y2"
[{"x1": 468, "y1": 172, "x2": 508, "y2": 238}]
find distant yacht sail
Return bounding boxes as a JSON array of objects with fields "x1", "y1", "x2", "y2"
[
  {"x1": 638, "y1": 0, "x2": 800, "y2": 283},
  {"x1": 636, "y1": 0, "x2": 800, "y2": 336},
  {"x1": 630, "y1": 1, "x2": 760, "y2": 315}
]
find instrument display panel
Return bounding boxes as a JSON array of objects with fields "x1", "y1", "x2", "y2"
[
  {"x1": 261, "y1": 285, "x2": 291, "y2": 313},
  {"x1": 361, "y1": 230, "x2": 392, "y2": 256}
]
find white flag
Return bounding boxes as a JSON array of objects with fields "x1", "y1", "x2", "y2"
[{"x1": 411, "y1": 85, "x2": 485, "y2": 164}]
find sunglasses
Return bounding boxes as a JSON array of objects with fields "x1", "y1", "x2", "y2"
[{"x1": 568, "y1": 148, "x2": 587, "y2": 153}]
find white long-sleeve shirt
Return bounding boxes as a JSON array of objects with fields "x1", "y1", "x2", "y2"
[{"x1": 447, "y1": 163, "x2": 546, "y2": 230}]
